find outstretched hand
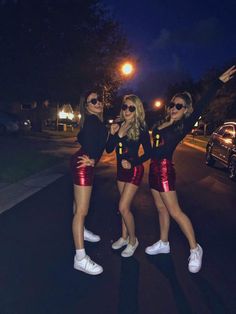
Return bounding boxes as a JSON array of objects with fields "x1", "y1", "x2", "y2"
[
  {"x1": 77, "y1": 155, "x2": 95, "y2": 168},
  {"x1": 219, "y1": 65, "x2": 236, "y2": 83}
]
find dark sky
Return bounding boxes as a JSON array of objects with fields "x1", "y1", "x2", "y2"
[{"x1": 103, "y1": 0, "x2": 236, "y2": 100}]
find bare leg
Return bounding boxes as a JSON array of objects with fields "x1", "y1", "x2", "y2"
[
  {"x1": 151, "y1": 189, "x2": 170, "y2": 242},
  {"x1": 119, "y1": 183, "x2": 138, "y2": 245},
  {"x1": 72, "y1": 184, "x2": 92, "y2": 249},
  {"x1": 117, "y1": 181, "x2": 128, "y2": 240},
  {"x1": 160, "y1": 191, "x2": 197, "y2": 249}
]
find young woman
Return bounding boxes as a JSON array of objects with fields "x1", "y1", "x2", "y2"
[
  {"x1": 106, "y1": 95, "x2": 151, "y2": 257},
  {"x1": 71, "y1": 90, "x2": 108, "y2": 275},
  {"x1": 146, "y1": 66, "x2": 236, "y2": 273}
]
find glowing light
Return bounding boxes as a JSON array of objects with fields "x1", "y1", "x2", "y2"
[
  {"x1": 121, "y1": 62, "x2": 134, "y2": 76},
  {"x1": 58, "y1": 111, "x2": 67, "y2": 119},
  {"x1": 154, "y1": 100, "x2": 162, "y2": 108},
  {"x1": 78, "y1": 113, "x2": 82, "y2": 119}
]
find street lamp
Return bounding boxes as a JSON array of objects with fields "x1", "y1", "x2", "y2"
[
  {"x1": 154, "y1": 100, "x2": 162, "y2": 108},
  {"x1": 120, "y1": 62, "x2": 135, "y2": 76}
]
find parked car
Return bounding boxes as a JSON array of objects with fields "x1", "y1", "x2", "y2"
[
  {"x1": 0, "y1": 110, "x2": 31, "y2": 135},
  {"x1": 206, "y1": 121, "x2": 236, "y2": 180}
]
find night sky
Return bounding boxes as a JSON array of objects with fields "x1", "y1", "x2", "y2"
[{"x1": 103, "y1": 0, "x2": 236, "y2": 100}]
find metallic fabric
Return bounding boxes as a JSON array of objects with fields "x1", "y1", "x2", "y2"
[
  {"x1": 71, "y1": 148, "x2": 94, "y2": 186},
  {"x1": 117, "y1": 164, "x2": 144, "y2": 186},
  {"x1": 149, "y1": 158, "x2": 176, "y2": 192}
]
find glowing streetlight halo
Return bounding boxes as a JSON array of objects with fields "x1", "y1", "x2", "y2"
[
  {"x1": 154, "y1": 100, "x2": 162, "y2": 108},
  {"x1": 120, "y1": 61, "x2": 135, "y2": 76}
]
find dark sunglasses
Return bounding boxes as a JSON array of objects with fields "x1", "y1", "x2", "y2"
[
  {"x1": 167, "y1": 102, "x2": 186, "y2": 110},
  {"x1": 121, "y1": 104, "x2": 136, "y2": 112},
  {"x1": 87, "y1": 97, "x2": 102, "y2": 105}
]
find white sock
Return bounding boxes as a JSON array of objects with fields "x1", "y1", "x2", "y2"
[
  {"x1": 76, "y1": 249, "x2": 86, "y2": 261},
  {"x1": 161, "y1": 240, "x2": 168, "y2": 245}
]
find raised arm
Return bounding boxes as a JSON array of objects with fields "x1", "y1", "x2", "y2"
[{"x1": 183, "y1": 65, "x2": 236, "y2": 133}]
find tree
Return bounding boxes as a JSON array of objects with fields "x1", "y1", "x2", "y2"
[{"x1": 0, "y1": 0, "x2": 129, "y2": 104}]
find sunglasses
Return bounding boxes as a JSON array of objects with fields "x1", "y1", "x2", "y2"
[
  {"x1": 167, "y1": 102, "x2": 186, "y2": 110},
  {"x1": 121, "y1": 104, "x2": 136, "y2": 112},
  {"x1": 87, "y1": 97, "x2": 102, "y2": 105}
]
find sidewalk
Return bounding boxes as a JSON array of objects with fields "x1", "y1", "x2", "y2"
[{"x1": 0, "y1": 162, "x2": 69, "y2": 214}]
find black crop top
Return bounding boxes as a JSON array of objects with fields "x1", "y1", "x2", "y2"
[
  {"x1": 106, "y1": 127, "x2": 152, "y2": 167},
  {"x1": 77, "y1": 114, "x2": 108, "y2": 160},
  {"x1": 152, "y1": 79, "x2": 223, "y2": 160}
]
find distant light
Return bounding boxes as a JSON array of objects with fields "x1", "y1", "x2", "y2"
[
  {"x1": 78, "y1": 113, "x2": 82, "y2": 119},
  {"x1": 121, "y1": 62, "x2": 134, "y2": 75},
  {"x1": 59, "y1": 111, "x2": 67, "y2": 119},
  {"x1": 67, "y1": 113, "x2": 74, "y2": 120},
  {"x1": 154, "y1": 100, "x2": 162, "y2": 108},
  {"x1": 108, "y1": 119, "x2": 114, "y2": 124}
]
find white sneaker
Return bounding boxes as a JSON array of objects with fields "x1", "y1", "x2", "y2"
[
  {"x1": 74, "y1": 255, "x2": 103, "y2": 275},
  {"x1": 112, "y1": 237, "x2": 129, "y2": 250},
  {"x1": 84, "y1": 228, "x2": 101, "y2": 242},
  {"x1": 188, "y1": 244, "x2": 203, "y2": 273},
  {"x1": 121, "y1": 238, "x2": 139, "y2": 257},
  {"x1": 145, "y1": 240, "x2": 170, "y2": 255}
]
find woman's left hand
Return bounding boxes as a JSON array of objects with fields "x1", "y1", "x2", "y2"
[
  {"x1": 219, "y1": 65, "x2": 236, "y2": 83},
  {"x1": 121, "y1": 159, "x2": 131, "y2": 169},
  {"x1": 77, "y1": 155, "x2": 95, "y2": 168}
]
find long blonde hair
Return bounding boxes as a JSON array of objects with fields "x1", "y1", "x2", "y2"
[{"x1": 120, "y1": 94, "x2": 146, "y2": 141}]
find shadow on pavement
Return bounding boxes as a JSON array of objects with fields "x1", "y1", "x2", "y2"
[
  {"x1": 118, "y1": 257, "x2": 140, "y2": 314},
  {"x1": 146, "y1": 254, "x2": 192, "y2": 314}
]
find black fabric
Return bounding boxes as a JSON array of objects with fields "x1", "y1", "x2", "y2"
[
  {"x1": 106, "y1": 127, "x2": 152, "y2": 167},
  {"x1": 152, "y1": 79, "x2": 223, "y2": 160},
  {"x1": 77, "y1": 114, "x2": 108, "y2": 160}
]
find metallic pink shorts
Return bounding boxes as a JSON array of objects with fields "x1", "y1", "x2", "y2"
[
  {"x1": 70, "y1": 148, "x2": 94, "y2": 186},
  {"x1": 149, "y1": 158, "x2": 176, "y2": 192},
  {"x1": 117, "y1": 164, "x2": 144, "y2": 186}
]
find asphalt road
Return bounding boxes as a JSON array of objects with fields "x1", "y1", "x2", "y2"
[{"x1": 0, "y1": 143, "x2": 235, "y2": 314}]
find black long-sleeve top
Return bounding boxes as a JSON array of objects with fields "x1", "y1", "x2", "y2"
[
  {"x1": 77, "y1": 114, "x2": 108, "y2": 160},
  {"x1": 106, "y1": 127, "x2": 152, "y2": 167},
  {"x1": 152, "y1": 79, "x2": 223, "y2": 160}
]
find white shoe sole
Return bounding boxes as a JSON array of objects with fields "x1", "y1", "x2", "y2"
[
  {"x1": 112, "y1": 242, "x2": 128, "y2": 250},
  {"x1": 145, "y1": 247, "x2": 170, "y2": 255},
  {"x1": 74, "y1": 263, "x2": 103, "y2": 275},
  {"x1": 84, "y1": 235, "x2": 101, "y2": 243}
]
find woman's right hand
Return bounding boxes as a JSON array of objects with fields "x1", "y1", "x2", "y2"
[
  {"x1": 219, "y1": 65, "x2": 236, "y2": 83},
  {"x1": 118, "y1": 121, "x2": 131, "y2": 138}
]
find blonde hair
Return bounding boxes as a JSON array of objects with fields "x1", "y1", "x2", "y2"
[{"x1": 120, "y1": 94, "x2": 146, "y2": 141}]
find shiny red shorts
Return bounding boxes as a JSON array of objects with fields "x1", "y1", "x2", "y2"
[
  {"x1": 149, "y1": 158, "x2": 176, "y2": 192},
  {"x1": 70, "y1": 148, "x2": 94, "y2": 186},
  {"x1": 117, "y1": 163, "x2": 144, "y2": 186}
]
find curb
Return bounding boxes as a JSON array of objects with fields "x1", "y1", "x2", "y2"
[
  {"x1": 183, "y1": 141, "x2": 206, "y2": 153},
  {"x1": 0, "y1": 162, "x2": 69, "y2": 215}
]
